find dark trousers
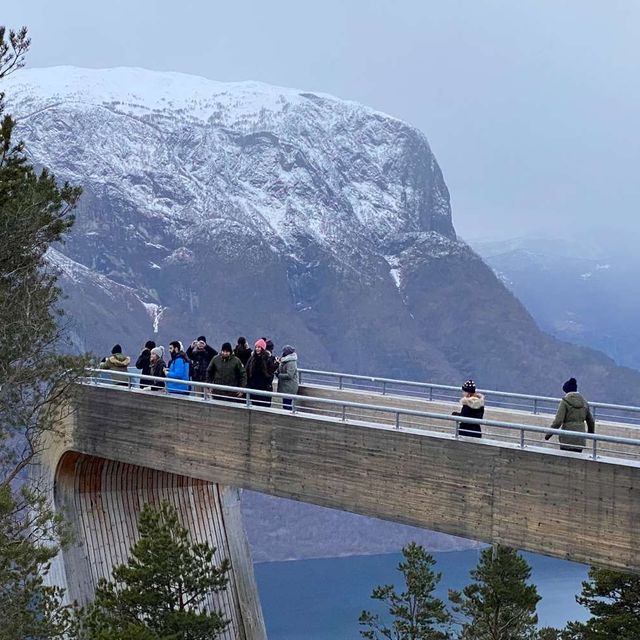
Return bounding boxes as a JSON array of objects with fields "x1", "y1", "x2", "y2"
[
  {"x1": 560, "y1": 445, "x2": 583, "y2": 453},
  {"x1": 282, "y1": 397, "x2": 293, "y2": 411},
  {"x1": 248, "y1": 392, "x2": 271, "y2": 407},
  {"x1": 459, "y1": 424, "x2": 482, "y2": 438}
]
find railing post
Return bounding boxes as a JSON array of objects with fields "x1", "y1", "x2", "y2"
[
  {"x1": 382, "y1": 381, "x2": 387, "y2": 396},
  {"x1": 298, "y1": 371, "x2": 302, "y2": 384},
  {"x1": 338, "y1": 375, "x2": 343, "y2": 390},
  {"x1": 429, "y1": 387, "x2": 433, "y2": 401},
  {"x1": 592, "y1": 406, "x2": 597, "y2": 422},
  {"x1": 127, "y1": 375, "x2": 132, "y2": 390},
  {"x1": 532, "y1": 398, "x2": 538, "y2": 415},
  {"x1": 520, "y1": 428, "x2": 525, "y2": 449},
  {"x1": 592, "y1": 438, "x2": 597, "y2": 461},
  {"x1": 395, "y1": 413, "x2": 400, "y2": 430},
  {"x1": 245, "y1": 392, "x2": 251, "y2": 408},
  {"x1": 291, "y1": 397, "x2": 297, "y2": 414},
  {"x1": 454, "y1": 420, "x2": 460, "y2": 439},
  {"x1": 341, "y1": 404, "x2": 347, "y2": 422}
]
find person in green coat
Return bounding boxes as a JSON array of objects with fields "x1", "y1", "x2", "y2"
[
  {"x1": 276, "y1": 345, "x2": 299, "y2": 410},
  {"x1": 545, "y1": 377, "x2": 595, "y2": 452},
  {"x1": 206, "y1": 342, "x2": 247, "y2": 401},
  {"x1": 99, "y1": 344, "x2": 131, "y2": 386}
]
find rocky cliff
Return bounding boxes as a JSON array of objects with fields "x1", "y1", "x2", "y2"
[{"x1": 6, "y1": 66, "x2": 638, "y2": 404}]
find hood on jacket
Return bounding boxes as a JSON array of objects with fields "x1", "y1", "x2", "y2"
[
  {"x1": 108, "y1": 354, "x2": 130, "y2": 366},
  {"x1": 280, "y1": 353, "x2": 298, "y2": 364},
  {"x1": 563, "y1": 392, "x2": 587, "y2": 409},
  {"x1": 461, "y1": 393, "x2": 485, "y2": 410}
]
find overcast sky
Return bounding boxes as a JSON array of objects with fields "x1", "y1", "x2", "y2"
[{"x1": 4, "y1": 1, "x2": 639, "y2": 240}]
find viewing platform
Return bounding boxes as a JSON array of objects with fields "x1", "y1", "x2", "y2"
[{"x1": 38, "y1": 369, "x2": 640, "y2": 640}]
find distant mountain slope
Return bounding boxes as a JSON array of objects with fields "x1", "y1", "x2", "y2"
[
  {"x1": 6, "y1": 66, "x2": 639, "y2": 405},
  {"x1": 473, "y1": 235, "x2": 640, "y2": 371}
]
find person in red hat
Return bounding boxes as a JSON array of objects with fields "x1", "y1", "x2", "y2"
[{"x1": 245, "y1": 339, "x2": 272, "y2": 407}]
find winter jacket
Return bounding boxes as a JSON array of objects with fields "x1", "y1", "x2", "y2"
[
  {"x1": 234, "y1": 345, "x2": 252, "y2": 367},
  {"x1": 167, "y1": 352, "x2": 190, "y2": 394},
  {"x1": 135, "y1": 349, "x2": 152, "y2": 376},
  {"x1": 452, "y1": 394, "x2": 485, "y2": 438},
  {"x1": 136, "y1": 348, "x2": 154, "y2": 388},
  {"x1": 186, "y1": 344, "x2": 217, "y2": 383},
  {"x1": 99, "y1": 353, "x2": 131, "y2": 386},
  {"x1": 266, "y1": 352, "x2": 278, "y2": 385},
  {"x1": 549, "y1": 392, "x2": 595, "y2": 449},
  {"x1": 276, "y1": 353, "x2": 299, "y2": 395},
  {"x1": 148, "y1": 358, "x2": 166, "y2": 390},
  {"x1": 245, "y1": 351, "x2": 272, "y2": 391},
  {"x1": 207, "y1": 354, "x2": 247, "y2": 389}
]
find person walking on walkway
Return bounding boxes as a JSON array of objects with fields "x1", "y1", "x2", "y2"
[
  {"x1": 99, "y1": 344, "x2": 131, "y2": 386},
  {"x1": 245, "y1": 339, "x2": 272, "y2": 407},
  {"x1": 545, "y1": 377, "x2": 595, "y2": 452},
  {"x1": 207, "y1": 342, "x2": 246, "y2": 401},
  {"x1": 452, "y1": 380, "x2": 484, "y2": 438},
  {"x1": 234, "y1": 336, "x2": 252, "y2": 367},
  {"x1": 135, "y1": 340, "x2": 156, "y2": 387},
  {"x1": 165, "y1": 341, "x2": 190, "y2": 395},
  {"x1": 276, "y1": 345, "x2": 299, "y2": 410}
]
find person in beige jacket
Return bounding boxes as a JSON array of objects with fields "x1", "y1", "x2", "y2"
[{"x1": 545, "y1": 377, "x2": 595, "y2": 452}]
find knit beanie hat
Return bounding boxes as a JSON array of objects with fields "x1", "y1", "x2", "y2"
[
  {"x1": 221, "y1": 342, "x2": 233, "y2": 353},
  {"x1": 282, "y1": 345, "x2": 295, "y2": 357},
  {"x1": 111, "y1": 344, "x2": 122, "y2": 354},
  {"x1": 266, "y1": 339, "x2": 274, "y2": 352},
  {"x1": 462, "y1": 380, "x2": 476, "y2": 394},
  {"x1": 563, "y1": 377, "x2": 578, "y2": 393},
  {"x1": 197, "y1": 335, "x2": 207, "y2": 343},
  {"x1": 151, "y1": 346, "x2": 164, "y2": 359},
  {"x1": 145, "y1": 340, "x2": 156, "y2": 350},
  {"x1": 255, "y1": 339, "x2": 267, "y2": 350}
]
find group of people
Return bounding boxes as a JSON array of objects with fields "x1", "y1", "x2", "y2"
[
  {"x1": 451, "y1": 376, "x2": 596, "y2": 452},
  {"x1": 99, "y1": 335, "x2": 299, "y2": 408},
  {"x1": 101, "y1": 340, "x2": 595, "y2": 451}
]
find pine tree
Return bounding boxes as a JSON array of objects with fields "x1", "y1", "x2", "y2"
[
  {"x1": 0, "y1": 24, "x2": 86, "y2": 639},
  {"x1": 78, "y1": 502, "x2": 231, "y2": 640},
  {"x1": 558, "y1": 566, "x2": 640, "y2": 639},
  {"x1": 449, "y1": 545, "x2": 541, "y2": 640},
  {"x1": 359, "y1": 542, "x2": 451, "y2": 640}
]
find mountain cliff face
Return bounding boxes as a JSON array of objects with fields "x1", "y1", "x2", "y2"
[{"x1": 5, "y1": 67, "x2": 639, "y2": 404}]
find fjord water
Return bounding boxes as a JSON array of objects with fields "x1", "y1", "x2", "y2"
[{"x1": 255, "y1": 549, "x2": 589, "y2": 639}]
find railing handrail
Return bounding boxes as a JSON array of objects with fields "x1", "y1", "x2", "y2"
[
  {"x1": 298, "y1": 368, "x2": 640, "y2": 415},
  {"x1": 84, "y1": 369, "x2": 640, "y2": 457}
]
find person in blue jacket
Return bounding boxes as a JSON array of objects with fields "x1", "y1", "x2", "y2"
[{"x1": 165, "y1": 340, "x2": 191, "y2": 395}]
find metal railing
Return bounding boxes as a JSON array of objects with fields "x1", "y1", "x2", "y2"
[
  {"x1": 86, "y1": 369, "x2": 640, "y2": 465},
  {"x1": 298, "y1": 368, "x2": 640, "y2": 427}
]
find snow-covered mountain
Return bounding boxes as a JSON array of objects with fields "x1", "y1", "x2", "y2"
[{"x1": 5, "y1": 66, "x2": 640, "y2": 399}]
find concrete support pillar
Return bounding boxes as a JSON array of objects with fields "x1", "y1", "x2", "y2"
[{"x1": 50, "y1": 453, "x2": 267, "y2": 640}]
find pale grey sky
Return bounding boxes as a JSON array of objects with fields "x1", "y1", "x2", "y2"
[{"x1": 4, "y1": 0, "x2": 639, "y2": 240}]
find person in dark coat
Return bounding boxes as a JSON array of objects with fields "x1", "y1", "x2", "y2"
[
  {"x1": 452, "y1": 380, "x2": 485, "y2": 438},
  {"x1": 265, "y1": 339, "x2": 278, "y2": 387},
  {"x1": 135, "y1": 340, "x2": 156, "y2": 387},
  {"x1": 186, "y1": 336, "x2": 217, "y2": 384},
  {"x1": 234, "y1": 337, "x2": 252, "y2": 367},
  {"x1": 545, "y1": 377, "x2": 595, "y2": 452},
  {"x1": 146, "y1": 346, "x2": 166, "y2": 391},
  {"x1": 207, "y1": 342, "x2": 247, "y2": 401},
  {"x1": 245, "y1": 339, "x2": 272, "y2": 407}
]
